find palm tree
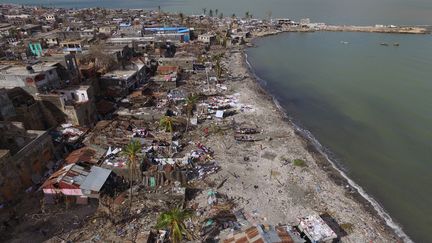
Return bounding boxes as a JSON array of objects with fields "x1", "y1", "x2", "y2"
[
  {"x1": 212, "y1": 54, "x2": 225, "y2": 78},
  {"x1": 215, "y1": 9, "x2": 219, "y2": 17},
  {"x1": 160, "y1": 116, "x2": 177, "y2": 155},
  {"x1": 156, "y1": 208, "x2": 193, "y2": 243},
  {"x1": 231, "y1": 13, "x2": 236, "y2": 19},
  {"x1": 219, "y1": 12, "x2": 224, "y2": 19},
  {"x1": 160, "y1": 115, "x2": 174, "y2": 133},
  {"x1": 185, "y1": 93, "x2": 199, "y2": 132},
  {"x1": 209, "y1": 9, "x2": 213, "y2": 17},
  {"x1": 245, "y1": 11, "x2": 250, "y2": 19},
  {"x1": 202, "y1": 8, "x2": 207, "y2": 15},
  {"x1": 121, "y1": 140, "x2": 142, "y2": 209}
]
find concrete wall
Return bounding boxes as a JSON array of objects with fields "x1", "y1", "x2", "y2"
[
  {"x1": 0, "y1": 89, "x2": 16, "y2": 120},
  {"x1": 0, "y1": 124, "x2": 54, "y2": 202}
]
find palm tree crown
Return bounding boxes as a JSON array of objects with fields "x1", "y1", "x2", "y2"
[
  {"x1": 160, "y1": 116, "x2": 175, "y2": 133},
  {"x1": 156, "y1": 208, "x2": 192, "y2": 243}
]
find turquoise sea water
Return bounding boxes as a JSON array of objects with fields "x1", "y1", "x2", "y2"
[{"x1": 246, "y1": 32, "x2": 432, "y2": 242}]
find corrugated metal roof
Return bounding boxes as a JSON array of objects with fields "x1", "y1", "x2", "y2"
[{"x1": 80, "y1": 166, "x2": 111, "y2": 192}]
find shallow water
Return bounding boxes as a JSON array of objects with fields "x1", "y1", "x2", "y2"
[{"x1": 246, "y1": 31, "x2": 432, "y2": 242}]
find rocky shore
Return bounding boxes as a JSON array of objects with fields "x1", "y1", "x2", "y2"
[{"x1": 199, "y1": 47, "x2": 403, "y2": 242}]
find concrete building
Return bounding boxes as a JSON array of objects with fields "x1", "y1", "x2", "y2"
[
  {"x1": 0, "y1": 64, "x2": 61, "y2": 95},
  {"x1": 45, "y1": 14, "x2": 56, "y2": 22},
  {"x1": 100, "y1": 66, "x2": 147, "y2": 97},
  {"x1": 60, "y1": 39, "x2": 89, "y2": 54},
  {"x1": 143, "y1": 27, "x2": 191, "y2": 43},
  {"x1": 0, "y1": 89, "x2": 15, "y2": 120},
  {"x1": 151, "y1": 66, "x2": 179, "y2": 90},
  {"x1": 0, "y1": 121, "x2": 54, "y2": 202},
  {"x1": 1, "y1": 87, "x2": 52, "y2": 130},
  {"x1": 37, "y1": 85, "x2": 97, "y2": 127},
  {"x1": 197, "y1": 34, "x2": 217, "y2": 45},
  {"x1": 19, "y1": 24, "x2": 42, "y2": 36},
  {"x1": 98, "y1": 26, "x2": 116, "y2": 35}
]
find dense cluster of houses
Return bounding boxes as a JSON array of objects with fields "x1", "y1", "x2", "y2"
[{"x1": 0, "y1": 4, "x2": 341, "y2": 243}]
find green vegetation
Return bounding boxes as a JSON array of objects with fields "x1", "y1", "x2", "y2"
[
  {"x1": 160, "y1": 116, "x2": 175, "y2": 133},
  {"x1": 121, "y1": 140, "x2": 142, "y2": 209},
  {"x1": 340, "y1": 223, "x2": 354, "y2": 233},
  {"x1": 185, "y1": 93, "x2": 199, "y2": 132},
  {"x1": 293, "y1": 159, "x2": 307, "y2": 167},
  {"x1": 156, "y1": 207, "x2": 193, "y2": 243}
]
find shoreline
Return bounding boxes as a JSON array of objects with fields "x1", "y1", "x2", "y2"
[{"x1": 234, "y1": 33, "x2": 413, "y2": 242}]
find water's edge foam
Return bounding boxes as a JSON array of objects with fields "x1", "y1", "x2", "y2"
[{"x1": 244, "y1": 52, "x2": 413, "y2": 243}]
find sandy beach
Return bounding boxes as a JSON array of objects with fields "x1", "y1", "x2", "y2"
[{"x1": 197, "y1": 48, "x2": 401, "y2": 242}]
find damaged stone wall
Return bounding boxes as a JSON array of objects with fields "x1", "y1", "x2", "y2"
[{"x1": 0, "y1": 125, "x2": 54, "y2": 202}]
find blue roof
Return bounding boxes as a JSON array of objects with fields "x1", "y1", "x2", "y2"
[{"x1": 144, "y1": 27, "x2": 189, "y2": 32}]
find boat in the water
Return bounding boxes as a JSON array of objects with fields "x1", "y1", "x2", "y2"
[
  {"x1": 393, "y1": 43, "x2": 400, "y2": 46},
  {"x1": 380, "y1": 42, "x2": 389, "y2": 46}
]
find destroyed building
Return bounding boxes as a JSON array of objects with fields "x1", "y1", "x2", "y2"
[
  {"x1": 36, "y1": 85, "x2": 97, "y2": 127},
  {"x1": 0, "y1": 87, "x2": 53, "y2": 130},
  {"x1": 41, "y1": 163, "x2": 117, "y2": 205},
  {"x1": 0, "y1": 121, "x2": 55, "y2": 202}
]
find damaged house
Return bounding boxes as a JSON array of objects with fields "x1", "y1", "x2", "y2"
[
  {"x1": 41, "y1": 163, "x2": 117, "y2": 204},
  {"x1": 151, "y1": 65, "x2": 180, "y2": 90}
]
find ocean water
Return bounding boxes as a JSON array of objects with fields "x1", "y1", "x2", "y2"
[
  {"x1": 246, "y1": 32, "x2": 432, "y2": 243},
  {"x1": 4, "y1": 0, "x2": 432, "y2": 25}
]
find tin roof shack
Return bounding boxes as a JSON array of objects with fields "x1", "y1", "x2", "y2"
[
  {"x1": 41, "y1": 163, "x2": 115, "y2": 204},
  {"x1": 0, "y1": 121, "x2": 54, "y2": 202},
  {"x1": 298, "y1": 214, "x2": 337, "y2": 243},
  {"x1": 100, "y1": 66, "x2": 146, "y2": 97},
  {"x1": 36, "y1": 85, "x2": 97, "y2": 127},
  {"x1": 65, "y1": 146, "x2": 99, "y2": 165},
  {"x1": 0, "y1": 64, "x2": 61, "y2": 95},
  {"x1": 151, "y1": 66, "x2": 179, "y2": 90}
]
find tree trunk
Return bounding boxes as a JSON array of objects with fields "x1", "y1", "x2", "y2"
[{"x1": 185, "y1": 112, "x2": 190, "y2": 132}]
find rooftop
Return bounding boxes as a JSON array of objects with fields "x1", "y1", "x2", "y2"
[
  {"x1": 0, "y1": 64, "x2": 56, "y2": 76},
  {"x1": 101, "y1": 69, "x2": 137, "y2": 80}
]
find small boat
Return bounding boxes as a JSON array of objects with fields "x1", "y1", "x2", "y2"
[
  {"x1": 236, "y1": 127, "x2": 259, "y2": 134},
  {"x1": 234, "y1": 134, "x2": 261, "y2": 142},
  {"x1": 340, "y1": 41, "x2": 349, "y2": 44},
  {"x1": 393, "y1": 43, "x2": 400, "y2": 46},
  {"x1": 380, "y1": 42, "x2": 389, "y2": 46}
]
